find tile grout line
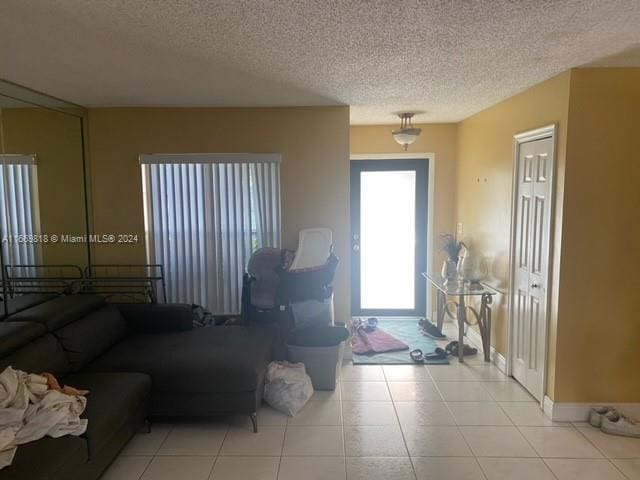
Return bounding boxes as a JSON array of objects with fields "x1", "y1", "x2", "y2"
[
  {"x1": 424, "y1": 363, "x2": 491, "y2": 480},
  {"x1": 135, "y1": 422, "x2": 173, "y2": 480},
  {"x1": 276, "y1": 410, "x2": 288, "y2": 480},
  {"x1": 513, "y1": 423, "x2": 543, "y2": 459},
  {"x1": 206, "y1": 421, "x2": 231, "y2": 480},
  {"x1": 383, "y1": 364, "x2": 420, "y2": 480},
  {"x1": 608, "y1": 458, "x2": 634, "y2": 480},
  {"x1": 337, "y1": 379, "x2": 347, "y2": 479},
  {"x1": 571, "y1": 422, "x2": 636, "y2": 477},
  {"x1": 133, "y1": 455, "x2": 153, "y2": 480}
]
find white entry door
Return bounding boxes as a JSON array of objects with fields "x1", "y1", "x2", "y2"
[{"x1": 511, "y1": 132, "x2": 554, "y2": 400}]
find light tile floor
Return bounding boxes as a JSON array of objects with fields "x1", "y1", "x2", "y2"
[{"x1": 102, "y1": 322, "x2": 640, "y2": 480}]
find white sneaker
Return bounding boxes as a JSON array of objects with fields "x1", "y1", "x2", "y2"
[
  {"x1": 589, "y1": 406, "x2": 616, "y2": 428},
  {"x1": 601, "y1": 411, "x2": 640, "y2": 438}
]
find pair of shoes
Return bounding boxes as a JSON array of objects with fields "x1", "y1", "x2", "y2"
[
  {"x1": 420, "y1": 319, "x2": 447, "y2": 340},
  {"x1": 601, "y1": 410, "x2": 640, "y2": 438},
  {"x1": 353, "y1": 317, "x2": 378, "y2": 333},
  {"x1": 589, "y1": 406, "x2": 616, "y2": 427}
]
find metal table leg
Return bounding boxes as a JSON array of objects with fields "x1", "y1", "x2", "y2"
[
  {"x1": 457, "y1": 294, "x2": 466, "y2": 363},
  {"x1": 477, "y1": 293, "x2": 493, "y2": 362},
  {"x1": 436, "y1": 290, "x2": 446, "y2": 331}
]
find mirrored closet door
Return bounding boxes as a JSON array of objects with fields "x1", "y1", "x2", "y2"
[{"x1": 0, "y1": 80, "x2": 90, "y2": 316}]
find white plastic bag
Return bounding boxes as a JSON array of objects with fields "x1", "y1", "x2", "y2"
[{"x1": 263, "y1": 361, "x2": 313, "y2": 416}]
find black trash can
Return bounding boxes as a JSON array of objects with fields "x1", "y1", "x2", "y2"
[{"x1": 286, "y1": 326, "x2": 349, "y2": 390}]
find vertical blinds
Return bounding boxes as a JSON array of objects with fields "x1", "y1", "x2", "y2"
[
  {"x1": 141, "y1": 154, "x2": 281, "y2": 314},
  {"x1": 0, "y1": 156, "x2": 41, "y2": 270}
]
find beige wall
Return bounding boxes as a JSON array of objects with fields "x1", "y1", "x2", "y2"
[
  {"x1": 87, "y1": 107, "x2": 351, "y2": 320},
  {"x1": 553, "y1": 68, "x2": 640, "y2": 402},
  {"x1": 456, "y1": 72, "x2": 571, "y2": 398},
  {"x1": 1, "y1": 107, "x2": 88, "y2": 266}
]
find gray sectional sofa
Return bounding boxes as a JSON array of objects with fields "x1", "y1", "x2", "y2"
[{"x1": 0, "y1": 295, "x2": 275, "y2": 480}]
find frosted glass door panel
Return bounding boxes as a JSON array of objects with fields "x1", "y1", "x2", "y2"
[{"x1": 360, "y1": 170, "x2": 416, "y2": 310}]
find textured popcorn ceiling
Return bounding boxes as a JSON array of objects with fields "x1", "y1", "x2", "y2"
[{"x1": 1, "y1": 0, "x2": 640, "y2": 124}]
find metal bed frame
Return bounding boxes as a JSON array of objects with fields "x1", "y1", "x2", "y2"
[
  {"x1": 3, "y1": 264, "x2": 84, "y2": 296},
  {"x1": 81, "y1": 264, "x2": 167, "y2": 303},
  {"x1": 1, "y1": 263, "x2": 166, "y2": 304}
]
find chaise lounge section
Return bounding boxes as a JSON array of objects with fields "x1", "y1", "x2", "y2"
[{"x1": 0, "y1": 295, "x2": 275, "y2": 480}]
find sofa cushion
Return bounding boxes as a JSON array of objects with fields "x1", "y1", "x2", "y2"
[
  {"x1": 0, "y1": 333, "x2": 70, "y2": 374},
  {"x1": 62, "y1": 372, "x2": 151, "y2": 457},
  {"x1": 88, "y1": 326, "x2": 274, "y2": 393},
  {"x1": 9, "y1": 295, "x2": 106, "y2": 331},
  {"x1": 3, "y1": 293, "x2": 58, "y2": 316},
  {"x1": 116, "y1": 303, "x2": 194, "y2": 333},
  {"x1": 54, "y1": 305, "x2": 129, "y2": 371},
  {"x1": 0, "y1": 435, "x2": 87, "y2": 480},
  {"x1": 0, "y1": 322, "x2": 46, "y2": 357}
]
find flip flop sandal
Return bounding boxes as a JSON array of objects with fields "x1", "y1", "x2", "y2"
[
  {"x1": 425, "y1": 347, "x2": 448, "y2": 361},
  {"x1": 447, "y1": 341, "x2": 478, "y2": 356},
  {"x1": 410, "y1": 349, "x2": 425, "y2": 363},
  {"x1": 462, "y1": 344, "x2": 478, "y2": 355},
  {"x1": 445, "y1": 341, "x2": 458, "y2": 355}
]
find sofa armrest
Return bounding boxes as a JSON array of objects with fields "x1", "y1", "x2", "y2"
[{"x1": 116, "y1": 303, "x2": 195, "y2": 333}]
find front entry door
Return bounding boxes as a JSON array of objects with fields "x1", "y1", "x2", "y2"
[
  {"x1": 511, "y1": 134, "x2": 554, "y2": 400},
  {"x1": 350, "y1": 159, "x2": 427, "y2": 317}
]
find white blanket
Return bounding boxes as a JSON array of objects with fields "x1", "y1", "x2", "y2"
[{"x1": 0, "y1": 366, "x2": 87, "y2": 470}]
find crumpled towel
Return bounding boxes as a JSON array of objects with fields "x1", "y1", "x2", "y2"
[
  {"x1": 0, "y1": 367, "x2": 88, "y2": 470},
  {"x1": 351, "y1": 328, "x2": 409, "y2": 355}
]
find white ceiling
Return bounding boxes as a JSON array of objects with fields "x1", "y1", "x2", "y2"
[{"x1": 1, "y1": 0, "x2": 640, "y2": 124}]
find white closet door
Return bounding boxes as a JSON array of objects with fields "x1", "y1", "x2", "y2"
[{"x1": 511, "y1": 136, "x2": 553, "y2": 400}]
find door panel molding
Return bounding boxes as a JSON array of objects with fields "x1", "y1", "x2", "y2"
[{"x1": 507, "y1": 124, "x2": 557, "y2": 406}]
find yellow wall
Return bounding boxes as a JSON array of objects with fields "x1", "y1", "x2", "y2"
[
  {"x1": 553, "y1": 68, "x2": 640, "y2": 402},
  {"x1": 87, "y1": 107, "x2": 351, "y2": 320},
  {"x1": 455, "y1": 68, "x2": 640, "y2": 403},
  {"x1": 1, "y1": 107, "x2": 88, "y2": 266},
  {"x1": 350, "y1": 124, "x2": 458, "y2": 315},
  {"x1": 456, "y1": 72, "x2": 571, "y2": 398},
  {"x1": 350, "y1": 124, "x2": 458, "y2": 245},
  {"x1": 86, "y1": 71, "x2": 639, "y2": 404}
]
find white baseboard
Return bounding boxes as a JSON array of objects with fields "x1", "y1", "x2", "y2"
[
  {"x1": 464, "y1": 325, "x2": 507, "y2": 375},
  {"x1": 493, "y1": 351, "x2": 507, "y2": 375},
  {"x1": 543, "y1": 396, "x2": 640, "y2": 422}
]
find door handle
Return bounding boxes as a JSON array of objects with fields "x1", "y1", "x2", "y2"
[{"x1": 531, "y1": 283, "x2": 540, "y2": 289}]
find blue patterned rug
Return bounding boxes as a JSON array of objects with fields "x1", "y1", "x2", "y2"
[{"x1": 352, "y1": 318, "x2": 449, "y2": 365}]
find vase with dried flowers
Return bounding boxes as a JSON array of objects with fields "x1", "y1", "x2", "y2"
[{"x1": 440, "y1": 233, "x2": 465, "y2": 284}]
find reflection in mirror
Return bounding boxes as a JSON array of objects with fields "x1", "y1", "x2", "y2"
[{"x1": 0, "y1": 89, "x2": 89, "y2": 316}]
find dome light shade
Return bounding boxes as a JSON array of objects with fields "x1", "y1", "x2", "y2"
[{"x1": 392, "y1": 113, "x2": 421, "y2": 151}]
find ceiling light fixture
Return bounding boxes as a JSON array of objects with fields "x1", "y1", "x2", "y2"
[{"x1": 392, "y1": 113, "x2": 421, "y2": 151}]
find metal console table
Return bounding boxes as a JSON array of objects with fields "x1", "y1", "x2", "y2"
[{"x1": 423, "y1": 273, "x2": 499, "y2": 363}]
